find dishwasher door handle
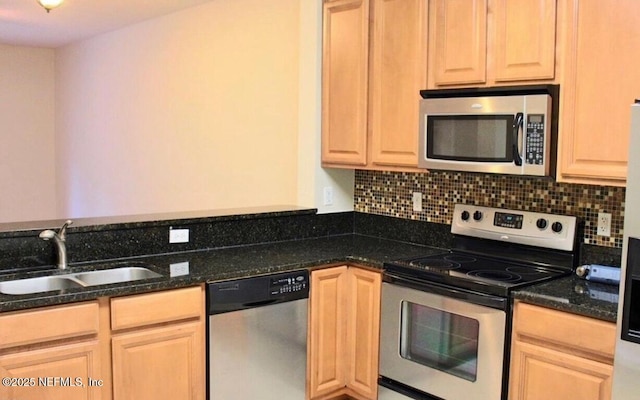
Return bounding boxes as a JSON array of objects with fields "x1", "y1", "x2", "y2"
[{"x1": 242, "y1": 299, "x2": 278, "y2": 308}]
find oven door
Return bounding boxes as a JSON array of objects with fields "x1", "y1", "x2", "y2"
[{"x1": 379, "y1": 280, "x2": 506, "y2": 400}]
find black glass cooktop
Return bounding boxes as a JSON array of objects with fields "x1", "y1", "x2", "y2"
[{"x1": 384, "y1": 251, "x2": 572, "y2": 297}]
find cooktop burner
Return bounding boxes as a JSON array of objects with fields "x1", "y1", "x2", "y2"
[
  {"x1": 408, "y1": 259, "x2": 459, "y2": 270},
  {"x1": 466, "y1": 269, "x2": 521, "y2": 282},
  {"x1": 444, "y1": 255, "x2": 476, "y2": 263}
]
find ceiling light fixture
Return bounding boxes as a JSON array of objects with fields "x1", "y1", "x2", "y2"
[{"x1": 37, "y1": 0, "x2": 64, "y2": 13}]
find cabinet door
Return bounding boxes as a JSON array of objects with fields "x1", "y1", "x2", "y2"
[
  {"x1": 429, "y1": 0, "x2": 487, "y2": 86},
  {"x1": 558, "y1": 0, "x2": 640, "y2": 185},
  {"x1": 322, "y1": 0, "x2": 370, "y2": 166},
  {"x1": 509, "y1": 340, "x2": 613, "y2": 400},
  {"x1": 492, "y1": 0, "x2": 556, "y2": 82},
  {"x1": 308, "y1": 266, "x2": 349, "y2": 399},
  {"x1": 0, "y1": 341, "x2": 102, "y2": 400},
  {"x1": 111, "y1": 321, "x2": 204, "y2": 400},
  {"x1": 345, "y1": 268, "x2": 381, "y2": 400},
  {"x1": 369, "y1": 0, "x2": 427, "y2": 167}
]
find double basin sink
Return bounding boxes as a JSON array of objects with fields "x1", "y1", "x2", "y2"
[{"x1": 0, "y1": 265, "x2": 162, "y2": 295}]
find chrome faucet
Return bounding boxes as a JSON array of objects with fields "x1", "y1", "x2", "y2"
[{"x1": 39, "y1": 220, "x2": 73, "y2": 270}]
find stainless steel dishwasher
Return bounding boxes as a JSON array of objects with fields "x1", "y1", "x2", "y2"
[{"x1": 207, "y1": 270, "x2": 309, "y2": 400}]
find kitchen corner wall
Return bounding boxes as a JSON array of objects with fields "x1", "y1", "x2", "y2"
[
  {"x1": 354, "y1": 170, "x2": 625, "y2": 248},
  {"x1": 297, "y1": 0, "x2": 354, "y2": 214}
]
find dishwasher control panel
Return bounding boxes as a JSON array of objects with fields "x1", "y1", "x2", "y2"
[
  {"x1": 270, "y1": 273, "x2": 308, "y2": 296},
  {"x1": 208, "y1": 270, "x2": 309, "y2": 315}
]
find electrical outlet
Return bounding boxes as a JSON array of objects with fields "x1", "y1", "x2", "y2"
[
  {"x1": 323, "y1": 186, "x2": 333, "y2": 206},
  {"x1": 412, "y1": 192, "x2": 423, "y2": 212},
  {"x1": 169, "y1": 228, "x2": 189, "y2": 243},
  {"x1": 597, "y1": 212, "x2": 612, "y2": 237}
]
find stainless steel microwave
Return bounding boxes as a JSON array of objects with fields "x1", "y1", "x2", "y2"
[{"x1": 418, "y1": 85, "x2": 559, "y2": 177}]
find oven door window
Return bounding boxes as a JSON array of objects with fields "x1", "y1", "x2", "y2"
[
  {"x1": 399, "y1": 301, "x2": 479, "y2": 382},
  {"x1": 427, "y1": 115, "x2": 514, "y2": 162}
]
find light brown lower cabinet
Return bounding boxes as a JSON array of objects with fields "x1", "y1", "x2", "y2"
[
  {"x1": 0, "y1": 285, "x2": 205, "y2": 400},
  {"x1": 110, "y1": 286, "x2": 205, "y2": 400},
  {"x1": 509, "y1": 301, "x2": 615, "y2": 400},
  {"x1": 111, "y1": 322, "x2": 203, "y2": 400},
  {"x1": 0, "y1": 301, "x2": 103, "y2": 400},
  {"x1": 307, "y1": 265, "x2": 381, "y2": 400},
  {"x1": 0, "y1": 339, "x2": 102, "y2": 400}
]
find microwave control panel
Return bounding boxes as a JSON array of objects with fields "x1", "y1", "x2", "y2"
[{"x1": 526, "y1": 114, "x2": 545, "y2": 165}]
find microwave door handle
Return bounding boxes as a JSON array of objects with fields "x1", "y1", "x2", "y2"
[{"x1": 513, "y1": 112, "x2": 524, "y2": 166}]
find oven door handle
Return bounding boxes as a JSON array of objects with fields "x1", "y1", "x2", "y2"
[
  {"x1": 378, "y1": 376, "x2": 443, "y2": 400},
  {"x1": 383, "y1": 272, "x2": 508, "y2": 310}
]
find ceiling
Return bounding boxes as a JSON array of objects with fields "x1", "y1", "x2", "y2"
[{"x1": 0, "y1": 0, "x2": 214, "y2": 48}]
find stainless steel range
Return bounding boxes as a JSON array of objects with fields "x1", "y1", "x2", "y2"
[{"x1": 378, "y1": 204, "x2": 578, "y2": 400}]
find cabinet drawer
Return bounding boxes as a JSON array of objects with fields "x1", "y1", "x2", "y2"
[
  {"x1": 111, "y1": 286, "x2": 202, "y2": 331},
  {"x1": 513, "y1": 301, "x2": 616, "y2": 360},
  {"x1": 0, "y1": 302, "x2": 99, "y2": 349}
]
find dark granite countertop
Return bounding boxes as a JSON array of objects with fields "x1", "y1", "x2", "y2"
[
  {"x1": 0, "y1": 205, "x2": 316, "y2": 236},
  {"x1": 0, "y1": 234, "x2": 446, "y2": 313},
  {"x1": 0, "y1": 223, "x2": 618, "y2": 322},
  {"x1": 513, "y1": 275, "x2": 620, "y2": 323}
]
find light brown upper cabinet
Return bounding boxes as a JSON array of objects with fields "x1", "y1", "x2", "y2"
[
  {"x1": 427, "y1": 0, "x2": 557, "y2": 87},
  {"x1": 322, "y1": 0, "x2": 370, "y2": 166},
  {"x1": 556, "y1": 0, "x2": 640, "y2": 186},
  {"x1": 322, "y1": 0, "x2": 428, "y2": 169},
  {"x1": 369, "y1": 0, "x2": 428, "y2": 167}
]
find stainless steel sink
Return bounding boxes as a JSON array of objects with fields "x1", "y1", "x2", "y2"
[
  {"x1": 73, "y1": 267, "x2": 162, "y2": 286},
  {"x1": 0, "y1": 266, "x2": 162, "y2": 295},
  {"x1": 0, "y1": 276, "x2": 83, "y2": 295}
]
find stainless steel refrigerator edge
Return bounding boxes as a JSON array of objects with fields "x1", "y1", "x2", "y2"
[{"x1": 612, "y1": 102, "x2": 640, "y2": 398}]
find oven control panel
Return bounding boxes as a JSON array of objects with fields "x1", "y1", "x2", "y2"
[
  {"x1": 452, "y1": 204, "x2": 577, "y2": 251},
  {"x1": 494, "y1": 212, "x2": 523, "y2": 229}
]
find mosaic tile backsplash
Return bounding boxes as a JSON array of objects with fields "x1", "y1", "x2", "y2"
[{"x1": 354, "y1": 170, "x2": 625, "y2": 248}]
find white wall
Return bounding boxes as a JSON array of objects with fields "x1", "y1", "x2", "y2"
[
  {"x1": 1, "y1": 0, "x2": 353, "y2": 222},
  {"x1": 0, "y1": 44, "x2": 57, "y2": 223},
  {"x1": 55, "y1": 0, "x2": 302, "y2": 218}
]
